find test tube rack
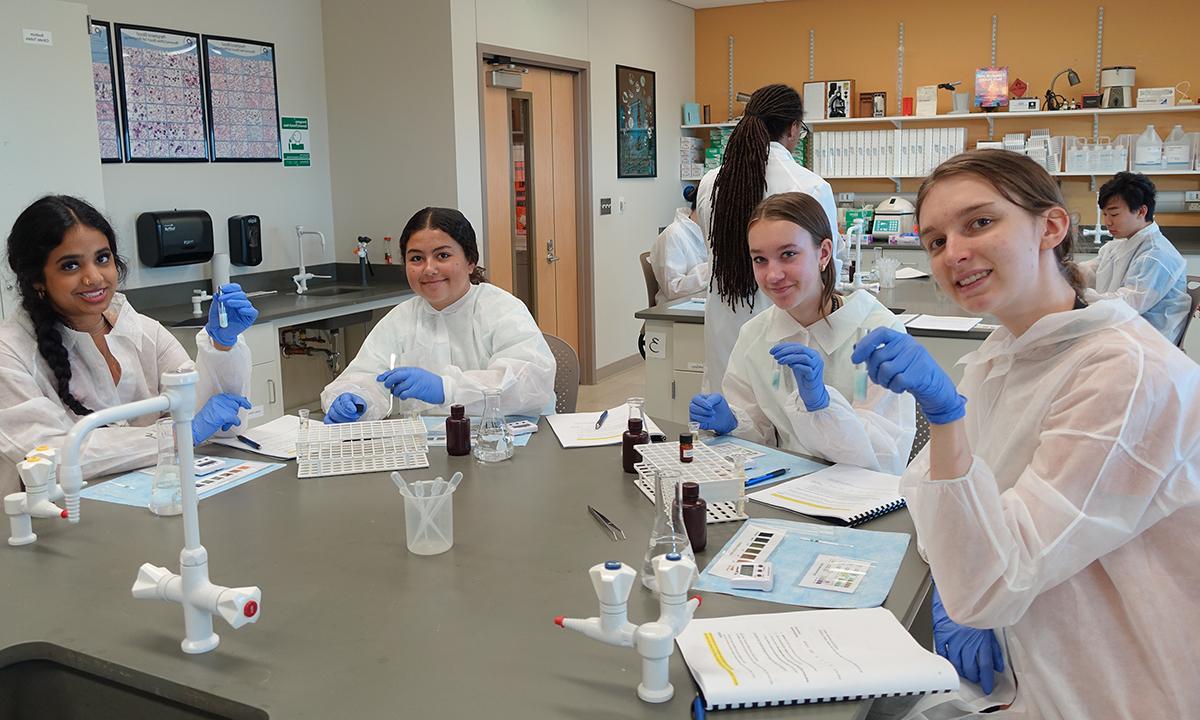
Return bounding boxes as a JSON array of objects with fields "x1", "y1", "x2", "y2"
[
  {"x1": 296, "y1": 418, "x2": 429, "y2": 478},
  {"x1": 632, "y1": 441, "x2": 747, "y2": 524}
]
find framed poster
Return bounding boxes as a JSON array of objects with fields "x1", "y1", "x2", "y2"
[
  {"x1": 114, "y1": 23, "x2": 208, "y2": 162},
  {"x1": 825, "y1": 80, "x2": 854, "y2": 119},
  {"x1": 202, "y1": 35, "x2": 281, "y2": 162},
  {"x1": 89, "y1": 20, "x2": 122, "y2": 162},
  {"x1": 616, "y1": 65, "x2": 656, "y2": 178}
]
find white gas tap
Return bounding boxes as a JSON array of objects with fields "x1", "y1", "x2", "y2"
[
  {"x1": 4, "y1": 450, "x2": 70, "y2": 546},
  {"x1": 555, "y1": 553, "x2": 701, "y2": 703}
]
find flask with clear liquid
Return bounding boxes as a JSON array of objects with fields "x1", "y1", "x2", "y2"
[
  {"x1": 642, "y1": 468, "x2": 696, "y2": 592},
  {"x1": 473, "y1": 387, "x2": 513, "y2": 463},
  {"x1": 149, "y1": 418, "x2": 183, "y2": 517}
]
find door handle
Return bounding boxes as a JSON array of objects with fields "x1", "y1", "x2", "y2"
[
  {"x1": 267, "y1": 379, "x2": 276, "y2": 405},
  {"x1": 545, "y1": 237, "x2": 559, "y2": 263}
]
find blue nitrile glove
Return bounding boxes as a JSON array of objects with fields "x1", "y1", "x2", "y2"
[
  {"x1": 324, "y1": 392, "x2": 366, "y2": 424},
  {"x1": 376, "y1": 367, "x2": 446, "y2": 405},
  {"x1": 851, "y1": 327, "x2": 966, "y2": 424},
  {"x1": 932, "y1": 586, "x2": 1005, "y2": 694},
  {"x1": 688, "y1": 393, "x2": 737, "y2": 435},
  {"x1": 192, "y1": 393, "x2": 251, "y2": 444},
  {"x1": 768, "y1": 342, "x2": 830, "y2": 411},
  {"x1": 205, "y1": 283, "x2": 259, "y2": 348}
]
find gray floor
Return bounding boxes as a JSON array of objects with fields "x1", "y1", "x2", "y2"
[{"x1": 577, "y1": 362, "x2": 646, "y2": 412}]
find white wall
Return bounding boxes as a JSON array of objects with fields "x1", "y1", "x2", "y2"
[
  {"x1": 322, "y1": 0, "x2": 459, "y2": 265},
  {"x1": 65, "y1": 0, "x2": 336, "y2": 289},
  {"x1": 450, "y1": 0, "x2": 696, "y2": 370}
]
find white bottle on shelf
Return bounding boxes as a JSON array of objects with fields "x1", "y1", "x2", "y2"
[
  {"x1": 1132, "y1": 125, "x2": 1163, "y2": 172},
  {"x1": 1162, "y1": 125, "x2": 1191, "y2": 171}
]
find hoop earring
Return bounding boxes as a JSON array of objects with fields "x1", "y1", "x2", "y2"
[{"x1": 36, "y1": 288, "x2": 45, "y2": 299}]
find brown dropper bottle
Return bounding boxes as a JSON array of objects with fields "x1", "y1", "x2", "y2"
[
  {"x1": 681, "y1": 481, "x2": 707, "y2": 552},
  {"x1": 446, "y1": 404, "x2": 471, "y2": 456}
]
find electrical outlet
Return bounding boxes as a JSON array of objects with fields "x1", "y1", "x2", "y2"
[
  {"x1": 838, "y1": 192, "x2": 856, "y2": 203},
  {"x1": 600, "y1": 197, "x2": 612, "y2": 215},
  {"x1": 1185, "y1": 190, "x2": 1200, "y2": 203},
  {"x1": 1187, "y1": 202, "x2": 1200, "y2": 212}
]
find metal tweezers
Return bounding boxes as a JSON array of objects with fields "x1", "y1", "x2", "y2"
[{"x1": 587, "y1": 505, "x2": 625, "y2": 541}]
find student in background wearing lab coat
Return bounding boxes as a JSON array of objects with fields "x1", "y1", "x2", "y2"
[
  {"x1": 321, "y1": 207, "x2": 555, "y2": 422},
  {"x1": 1076, "y1": 171, "x2": 1190, "y2": 343},
  {"x1": 688, "y1": 193, "x2": 914, "y2": 475},
  {"x1": 855, "y1": 151, "x2": 1200, "y2": 719},
  {"x1": 696, "y1": 83, "x2": 841, "y2": 392},
  {"x1": 0, "y1": 196, "x2": 255, "y2": 498},
  {"x1": 649, "y1": 185, "x2": 708, "y2": 305}
]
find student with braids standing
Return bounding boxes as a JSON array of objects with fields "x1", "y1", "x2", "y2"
[
  {"x1": 0, "y1": 196, "x2": 257, "y2": 497},
  {"x1": 695, "y1": 83, "x2": 841, "y2": 392}
]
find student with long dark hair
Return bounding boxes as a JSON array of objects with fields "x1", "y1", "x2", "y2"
[
  {"x1": 696, "y1": 83, "x2": 841, "y2": 392},
  {"x1": 321, "y1": 207, "x2": 555, "y2": 421},
  {"x1": 0, "y1": 196, "x2": 255, "y2": 497}
]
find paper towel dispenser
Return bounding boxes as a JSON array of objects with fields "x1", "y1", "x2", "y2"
[{"x1": 136, "y1": 210, "x2": 214, "y2": 267}]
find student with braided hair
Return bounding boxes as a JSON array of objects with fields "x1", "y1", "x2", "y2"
[
  {"x1": 0, "y1": 196, "x2": 257, "y2": 497},
  {"x1": 696, "y1": 83, "x2": 841, "y2": 392}
]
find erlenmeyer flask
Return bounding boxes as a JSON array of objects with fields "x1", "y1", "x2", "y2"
[
  {"x1": 149, "y1": 418, "x2": 183, "y2": 516},
  {"x1": 642, "y1": 468, "x2": 695, "y2": 591},
  {"x1": 473, "y1": 387, "x2": 513, "y2": 463}
]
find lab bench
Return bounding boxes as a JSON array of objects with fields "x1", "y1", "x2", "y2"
[
  {"x1": 636, "y1": 278, "x2": 996, "y2": 425},
  {"x1": 0, "y1": 420, "x2": 930, "y2": 720},
  {"x1": 127, "y1": 263, "x2": 414, "y2": 425}
]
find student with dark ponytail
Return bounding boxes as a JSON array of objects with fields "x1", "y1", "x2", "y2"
[
  {"x1": 696, "y1": 83, "x2": 841, "y2": 392},
  {"x1": 0, "y1": 196, "x2": 257, "y2": 497}
]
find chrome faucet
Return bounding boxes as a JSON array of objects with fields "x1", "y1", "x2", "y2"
[{"x1": 294, "y1": 226, "x2": 332, "y2": 294}]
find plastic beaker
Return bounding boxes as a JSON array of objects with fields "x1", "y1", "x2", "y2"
[
  {"x1": 876, "y1": 257, "x2": 899, "y2": 288},
  {"x1": 403, "y1": 479, "x2": 456, "y2": 555}
]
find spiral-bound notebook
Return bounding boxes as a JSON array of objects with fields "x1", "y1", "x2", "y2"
[
  {"x1": 677, "y1": 608, "x2": 958, "y2": 710},
  {"x1": 747, "y1": 464, "x2": 905, "y2": 527}
]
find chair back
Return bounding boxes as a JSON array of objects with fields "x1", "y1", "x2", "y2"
[
  {"x1": 543, "y1": 333, "x2": 579, "y2": 413},
  {"x1": 1177, "y1": 275, "x2": 1200, "y2": 349},
  {"x1": 639, "y1": 251, "x2": 659, "y2": 308}
]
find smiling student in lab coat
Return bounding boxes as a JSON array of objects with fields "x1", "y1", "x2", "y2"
[
  {"x1": 0, "y1": 196, "x2": 255, "y2": 497},
  {"x1": 689, "y1": 192, "x2": 915, "y2": 475},
  {"x1": 856, "y1": 150, "x2": 1200, "y2": 719},
  {"x1": 649, "y1": 185, "x2": 708, "y2": 305},
  {"x1": 321, "y1": 207, "x2": 555, "y2": 423},
  {"x1": 696, "y1": 83, "x2": 841, "y2": 393},
  {"x1": 1077, "y1": 171, "x2": 1190, "y2": 343}
]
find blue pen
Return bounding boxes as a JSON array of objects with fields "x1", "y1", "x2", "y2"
[
  {"x1": 745, "y1": 467, "x2": 788, "y2": 488},
  {"x1": 594, "y1": 409, "x2": 608, "y2": 430}
]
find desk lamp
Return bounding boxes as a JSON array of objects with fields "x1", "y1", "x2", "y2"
[{"x1": 1045, "y1": 68, "x2": 1081, "y2": 111}]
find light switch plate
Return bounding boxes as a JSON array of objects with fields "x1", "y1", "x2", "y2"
[{"x1": 600, "y1": 197, "x2": 612, "y2": 215}]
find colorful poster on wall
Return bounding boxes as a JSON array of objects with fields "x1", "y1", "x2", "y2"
[
  {"x1": 616, "y1": 64, "x2": 656, "y2": 178},
  {"x1": 89, "y1": 20, "x2": 121, "y2": 162},
  {"x1": 114, "y1": 23, "x2": 208, "y2": 162},
  {"x1": 974, "y1": 66, "x2": 1010, "y2": 109},
  {"x1": 281, "y1": 116, "x2": 310, "y2": 167},
  {"x1": 203, "y1": 35, "x2": 281, "y2": 162}
]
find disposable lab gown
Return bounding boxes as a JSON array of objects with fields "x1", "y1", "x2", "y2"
[
  {"x1": 697, "y1": 141, "x2": 842, "y2": 391},
  {"x1": 1077, "y1": 222, "x2": 1190, "y2": 343},
  {"x1": 649, "y1": 207, "x2": 709, "y2": 306},
  {"x1": 321, "y1": 282, "x2": 556, "y2": 418},
  {"x1": 0, "y1": 293, "x2": 252, "y2": 497},
  {"x1": 722, "y1": 290, "x2": 915, "y2": 474},
  {"x1": 901, "y1": 299, "x2": 1200, "y2": 719}
]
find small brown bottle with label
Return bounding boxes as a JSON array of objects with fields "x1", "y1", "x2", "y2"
[
  {"x1": 679, "y1": 432, "x2": 694, "y2": 463},
  {"x1": 681, "y1": 481, "x2": 707, "y2": 552},
  {"x1": 622, "y1": 417, "x2": 649, "y2": 473},
  {"x1": 446, "y1": 404, "x2": 471, "y2": 456}
]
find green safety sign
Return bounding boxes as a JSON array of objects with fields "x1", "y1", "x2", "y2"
[{"x1": 281, "y1": 116, "x2": 311, "y2": 167}]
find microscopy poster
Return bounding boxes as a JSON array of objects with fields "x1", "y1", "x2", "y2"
[
  {"x1": 89, "y1": 21, "x2": 121, "y2": 162},
  {"x1": 204, "y1": 37, "x2": 281, "y2": 161},
  {"x1": 115, "y1": 25, "x2": 207, "y2": 161}
]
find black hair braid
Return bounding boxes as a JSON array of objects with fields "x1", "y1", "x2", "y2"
[
  {"x1": 709, "y1": 84, "x2": 804, "y2": 310},
  {"x1": 20, "y1": 289, "x2": 93, "y2": 416}
]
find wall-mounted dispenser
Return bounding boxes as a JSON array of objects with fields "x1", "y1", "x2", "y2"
[
  {"x1": 228, "y1": 215, "x2": 263, "y2": 266},
  {"x1": 136, "y1": 210, "x2": 214, "y2": 267}
]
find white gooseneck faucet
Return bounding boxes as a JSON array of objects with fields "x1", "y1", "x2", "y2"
[{"x1": 294, "y1": 225, "x2": 332, "y2": 294}]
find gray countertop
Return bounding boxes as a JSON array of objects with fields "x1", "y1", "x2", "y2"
[
  {"x1": 0, "y1": 423, "x2": 930, "y2": 719},
  {"x1": 637, "y1": 280, "x2": 997, "y2": 340}
]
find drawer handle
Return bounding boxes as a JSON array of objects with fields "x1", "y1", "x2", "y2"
[{"x1": 267, "y1": 379, "x2": 276, "y2": 404}]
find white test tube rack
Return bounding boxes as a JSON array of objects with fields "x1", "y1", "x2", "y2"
[
  {"x1": 632, "y1": 440, "x2": 747, "y2": 523},
  {"x1": 295, "y1": 417, "x2": 429, "y2": 478}
]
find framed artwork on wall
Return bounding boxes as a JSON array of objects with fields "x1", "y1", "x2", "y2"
[
  {"x1": 114, "y1": 23, "x2": 208, "y2": 162},
  {"x1": 825, "y1": 80, "x2": 854, "y2": 119},
  {"x1": 89, "y1": 20, "x2": 122, "y2": 162},
  {"x1": 202, "y1": 35, "x2": 282, "y2": 161},
  {"x1": 616, "y1": 64, "x2": 656, "y2": 178}
]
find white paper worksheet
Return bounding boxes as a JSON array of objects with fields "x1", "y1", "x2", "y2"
[
  {"x1": 546, "y1": 404, "x2": 664, "y2": 448},
  {"x1": 904, "y1": 315, "x2": 982, "y2": 332}
]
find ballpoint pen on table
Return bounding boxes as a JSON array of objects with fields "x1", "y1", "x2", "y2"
[
  {"x1": 594, "y1": 409, "x2": 608, "y2": 430},
  {"x1": 796, "y1": 537, "x2": 854, "y2": 548},
  {"x1": 744, "y1": 467, "x2": 788, "y2": 488},
  {"x1": 236, "y1": 434, "x2": 261, "y2": 450}
]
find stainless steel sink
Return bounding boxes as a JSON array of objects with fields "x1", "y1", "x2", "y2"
[
  {"x1": 0, "y1": 643, "x2": 267, "y2": 719},
  {"x1": 293, "y1": 286, "x2": 363, "y2": 297}
]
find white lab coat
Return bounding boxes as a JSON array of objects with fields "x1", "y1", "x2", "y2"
[
  {"x1": 649, "y1": 207, "x2": 709, "y2": 306},
  {"x1": 321, "y1": 282, "x2": 556, "y2": 418},
  {"x1": 1077, "y1": 222, "x2": 1190, "y2": 343},
  {"x1": 697, "y1": 141, "x2": 841, "y2": 391},
  {"x1": 722, "y1": 290, "x2": 915, "y2": 475},
  {"x1": 901, "y1": 299, "x2": 1200, "y2": 719},
  {"x1": 0, "y1": 293, "x2": 251, "y2": 497}
]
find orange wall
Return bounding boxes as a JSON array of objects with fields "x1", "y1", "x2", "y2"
[{"x1": 695, "y1": 0, "x2": 1200, "y2": 226}]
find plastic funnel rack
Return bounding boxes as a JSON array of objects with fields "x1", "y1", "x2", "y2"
[{"x1": 297, "y1": 418, "x2": 429, "y2": 478}]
